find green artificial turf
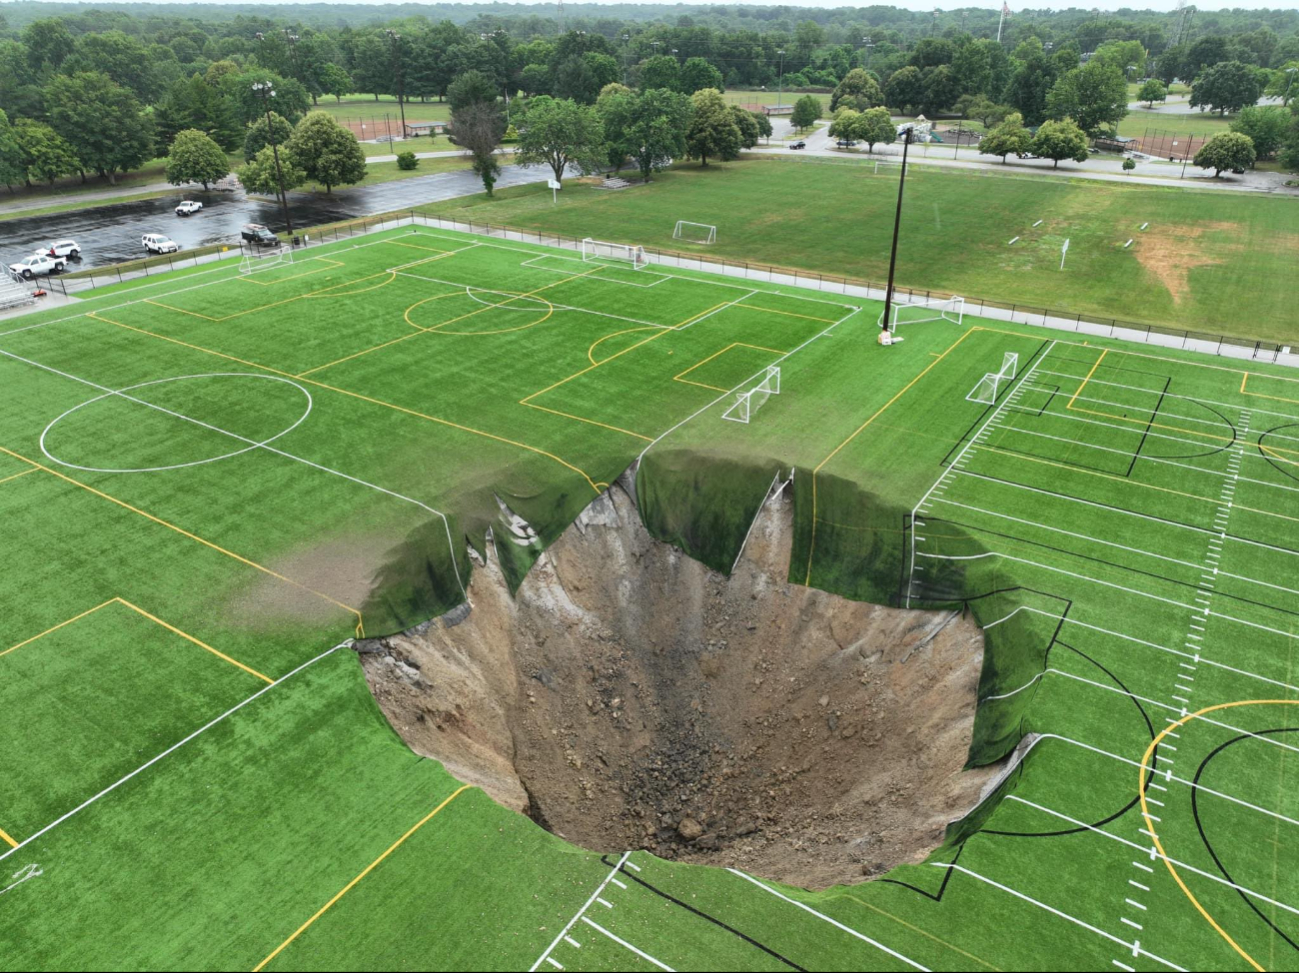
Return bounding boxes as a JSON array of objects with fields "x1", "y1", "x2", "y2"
[
  {"x1": 2, "y1": 223, "x2": 1297, "y2": 972},
  {"x1": 416, "y1": 158, "x2": 1299, "y2": 345}
]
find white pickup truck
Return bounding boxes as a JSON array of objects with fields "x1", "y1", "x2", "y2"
[
  {"x1": 175, "y1": 200, "x2": 204, "y2": 216},
  {"x1": 9, "y1": 253, "x2": 65, "y2": 279}
]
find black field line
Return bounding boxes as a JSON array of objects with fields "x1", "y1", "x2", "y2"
[
  {"x1": 1006, "y1": 795, "x2": 1299, "y2": 921},
  {"x1": 1036, "y1": 366, "x2": 1299, "y2": 426},
  {"x1": 1047, "y1": 387, "x2": 1239, "y2": 444},
  {"x1": 0, "y1": 643, "x2": 344, "y2": 865},
  {"x1": 1, "y1": 347, "x2": 466, "y2": 598},
  {"x1": 938, "y1": 338, "x2": 1053, "y2": 468},
  {"x1": 1127, "y1": 378, "x2": 1171, "y2": 476},
  {"x1": 930, "y1": 863, "x2": 1187, "y2": 971}
]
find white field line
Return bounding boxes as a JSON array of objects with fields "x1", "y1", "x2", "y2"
[
  {"x1": 730, "y1": 471, "x2": 786, "y2": 575},
  {"x1": 932, "y1": 863, "x2": 1186, "y2": 971},
  {"x1": 390, "y1": 268, "x2": 670, "y2": 331},
  {"x1": 930, "y1": 496, "x2": 1299, "y2": 601},
  {"x1": 916, "y1": 548, "x2": 1299, "y2": 646},
  {"x1": 726, "y1": 868, "x2": 929, "y2": 971},
  {"x1": 529, "y1": 851, "x2": 632, "y2": 973},
  {"x1": 0, "y1": 863, "x2": 42, "y2": 896},
  {"x1": 635, "y1": 306, "x2": 860, "y2": 466},
  {"x1": 906, "y1": 340, "x2": 1056, "y2": 607},
  {"x1": 2, "y1": 348, "x2": 466, "y2": 599},
  {"x1": 520, "y1": 254, "x2": 673, "y2": 288},
  {"x1": 0, "y1": 643, "x2": 344, "y2": 865},
  {"x1": 1007, "y1": 795, "x2": 1299, "y2": 919},
  {"x1": 1046, "y1": 386, "x2": 1246, "y2": 436},
  {"x1": 677, "y1": 289, "x2": 759, "y2": 331},
  {"x1": 984, "y1": 666, "x2": 1299, "y2": 755},
  {"x1": 1034, "y1": 367, "x2": 1299, "y2": 427},
  {"x1": 987, "y1": 418, "x2": 1299, "y2": 499},
  {"x1": 580, "y1": 917, "x2": 675, "y2": 971},
  {"x1": 0, "y1": 230, "x2": 418, "y2": 341},
  {"x1": 950, "y1": 466, "x2": 1299, "y2": 565},
  {"x1": 998, "y1": 730, "x2": 1299, "y2": 832}
]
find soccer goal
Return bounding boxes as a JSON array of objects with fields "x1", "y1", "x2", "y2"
[
  {"x1": 881, "y1": 295, "x2": 965, "y2": 332},
  {"x1": 966, "y1": 352, "x2": 1019, "y2": 404},
  {"x1": 240, "y1": 247, "x2": 293, "y2": 275},
  {"x1": 673, "y1": 221, "x2": 717, "y2": 245},
  {"x1": 723, "y1": 366, "x2": 781, "y2": 424},
  {"x1": 581, "y1": 237, "x2": 649, "y2": 270}
]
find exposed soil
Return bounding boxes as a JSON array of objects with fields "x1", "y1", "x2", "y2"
[
  {"x1": 1136, "y1": 220, "x2": 1239, "y2": 306},
  {"x1": 359, "y1": 474, "x2": 996, "y2": 889}
]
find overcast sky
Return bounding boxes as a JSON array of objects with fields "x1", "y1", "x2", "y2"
[{"x1": 36, "y1": 1, "x2": 1296, "y2": 12}]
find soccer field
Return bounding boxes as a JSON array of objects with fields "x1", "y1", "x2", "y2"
[{"x1": 2, "y1": 224, "x2": 1297, "y2": 971}]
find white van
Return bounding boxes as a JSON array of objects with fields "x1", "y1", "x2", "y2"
[{"x1": 142, "y1": 234, "x2": 179, "y2": 254}]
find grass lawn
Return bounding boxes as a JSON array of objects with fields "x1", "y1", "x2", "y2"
[
  {"x1": 1119, "y1": 108, "x2": 1236, "y2": 138},
  {"x1": 416, "y1": 158, "x2": 1299, "y2": 344},
  {"x1": 3, "y1": 222, "x2": 1298, "y2": 971},
  {"x1": 317, "y1": 94, "x2": 451, "y2": 124},
  {"x1": 0, "y1": 188, "x2": 178, "y2": 223}
]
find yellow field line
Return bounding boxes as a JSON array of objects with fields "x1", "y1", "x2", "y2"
[
  {"x1": 297, "y1": 331, "x2": 423, "y2": 378},
  {"x1": 843, "y1": 893, "x2": 1001, "y2": 971},
  {"x1": 803, "y1": 327, "x2": 977, "y2": 585},
  {"x1": 672, "y1": 342, "x2": 789, "y2": 389},
  {"x1": 0, "y1": 599, "x2": 118, "y2": 659},
  {"x1": 383, "y1": 240, "x2": 452, "y2": 254},
  {"x1": 1241, "y1": 371, "x2": 1299, "y2": 406},
  {"x1": 588, "y1": 326, "x2": 659, "y2": 365},
  {"x1": 0, "y1": 445, "x2": 366, "y2": 637},
  {"x1": 0, "y1": 826, "x2": 17, "y2": 848},
  {"x1": 1139, "y1": 700, "x2": 1299, "y2": 973},
  {"x1": 0, "y1": 468, "x2": 37, "y2": 486},
  {"x1": 236, "y1": 258, "x2": 344, "y2": 287},
  {"x1": 522, "y1": 402, "x2": 654, "y2": 442},
  {"x1": 251, "y1": 785, "x2": 472, "y2": 972},
  {"x1": 735, "y1": 303, "x2": 837, "y2": 324},
  {"x1": 1066, "y1": 348, "x2": 1106, "y2": 410},
  {"x1": 145, "y1": 299, "x2": 220, "y2": 322},
  {"x1": 115, "y1": 599, "x2": 273, "y2": 684},
  {"x1": 303, "y1": 271, "x2": 397, "y2": 299}
]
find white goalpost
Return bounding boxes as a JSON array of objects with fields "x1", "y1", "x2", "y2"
[
  {"x1": 966, "y1": 352, "x2": 1019, "y2": 404},
  {"x1": 880, "y1": 295, "x2": 965, "y2": 332},
  {"x1": 672, "y1": 221, "x2": 717, "y2": 245},
  {"x1": 581, "y1": 237, "x2": 649, "y2": 270},
  {"x1": 240, "y1": 247, "x2": 293, "y2": 275},
  {"x1": 723, "y1": 366, "x2": 781, "y2": 423}
]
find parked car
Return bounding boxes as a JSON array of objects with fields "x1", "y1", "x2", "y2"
[
  {"x1": 789, "y1": 140, "x2": 807, "y2": 150},
  {"x1": 142, "y1": 233, "x2": 179, "y2": 254},
  {"x1": 175, "y1": 200, "x2": 203, "y2": 216},
  {"x1": 9, "y1": 253, "x2": 65, "y2": 279},
  {"x1": 241, "y1": 223, "x2": 281, "y2": 247},
  {"x1": 38, "y1": 240, "x2": 81, "y2": 258},
  {"x1": 835, "y1": 139, "x2": 857, "y2": 148}
]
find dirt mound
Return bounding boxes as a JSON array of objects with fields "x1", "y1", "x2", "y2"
[{"x1": 359, "y1": 475, "x2": 996, "y2": 888}]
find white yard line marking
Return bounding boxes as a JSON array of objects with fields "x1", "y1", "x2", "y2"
[
  {"x1": 529, "y1": 852, "x2": 631, "y2": 973},
  {"x1": 581, "y1": 917, "x2": 675, "y2": 971}
]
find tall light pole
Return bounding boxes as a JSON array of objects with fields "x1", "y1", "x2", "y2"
[
  {"x1": 251, "y1": 80, "x2": 294, "y2": 237},
  {"x1": 862, "y1": 36, "x2": 874, "y2": 71},
  {"x1": 1285, "y1": 67, "x2": 1298, "y2": 106},
  {"x1": 385, "y1": 29, "x2": 406, "y2": 139},
  {"x1": 776, "y1": 49, "x2": 786, "y2": 110},
  {"x1": 283, "y1": 30, "x2": 299, "y2": 83},
  {"x1": 881, "y1": 128, "x2": 914, "y2": 339}
]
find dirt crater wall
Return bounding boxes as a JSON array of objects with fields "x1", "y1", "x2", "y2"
[{"x1": 359, "y1": 476, "x2": 996, "y2": 889}]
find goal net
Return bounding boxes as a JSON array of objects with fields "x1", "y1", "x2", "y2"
[
  {"x1": 723, "y1": 366, "x2": 781, "y2": 424},
  {"x1": 240, "y1": 247, "x2": 293, "y2": 275},
  {"x1": 881, "y1": 295, "x2": 965, "y2": 332},
  {"x1": 673, "y1": 221, "x2": 717, "y2": 245},
  {"x1": 966, "y1": 352, "x2": 1019, "y2": 404},
  {"x1": 581, "y1": 237, "x2": 649, "y2": 270}
]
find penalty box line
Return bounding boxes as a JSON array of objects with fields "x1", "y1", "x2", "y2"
[{"x1": 0, "y1": 643, "x2": 345, "y2": 866}]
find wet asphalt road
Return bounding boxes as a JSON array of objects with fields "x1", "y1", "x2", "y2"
[{"x1": 0, "y1": 162, "x2": 551, "y2": 271}]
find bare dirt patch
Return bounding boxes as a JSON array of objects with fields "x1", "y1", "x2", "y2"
[
  {"x1": 360, "y1": 476, "x2": 995, "y2": 889},
  {"x1": 1136, "y1": 221, "x2": 1241, "y2": 305}
]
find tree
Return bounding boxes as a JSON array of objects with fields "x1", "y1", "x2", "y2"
[
  {"x1": 451, "y1": 101, "x2": 505, "y2": 195},
  {"x1": 63, "y1": 30, "x2": 159, "y2": 102},
  {"x1": 790, "y1": 94, "x2": 821, "y2": 132},
  {"x1": 1194, "y1": 131, "x2": 1257, "y2": 176},
  {"x1": 46, "y1": 72, "x2": 154, "y2": 185},
  {"x1": 553, "y1": 51, "x2": 621, "y2": 105},
  {"x1": 1191, "y1": 61, "x2": 1265, "y2": 115},
  {"x1": 1279, "y1": 108, "x2": 1299, "y2": 174},
  {"x1": 750, "y1": 110, "x2": 773, "y2": 141},
  {"x1": 154, "y1": 74, "x2": 242, "y2": 155},
  {"x1": 884, "y1": 66, "x2": 924, "y2": 114},
  {"x1": 855, "y1": 106, "x2": 897, "y2": 154},
  {"x1": 830, "y1": 68, "x2": 883, "y2": 113},
  {"x1": 515, "y1": 96, "x2": 605, "y2": 187},
  {"x1": 685, "y1": 88, "x2": 741, "y2": 167},
  {"x1": 448, "y1": 70, "x2": 499, "y2": 113},
  {"x1": 921, "y1": 64, "x2": 961, "y2": 116},
  {"x1": 222, "y1": 69, "x2": 310, "y2": 127},
  {"x1": 728, "y1": 104, "x2": 761, "y2": 149},
  {"x1": 244, "y1": 112, "x2": 295, "y2": 163},
  {"x1": 519, "y1": 63, "x2": 550, "y2": 97},
  {"x1": 1046, "y1": 62, "x2": 1128, "y2": 137},
  {"x1": 1030, "y1": 119, "x2": 1090, "y2": 169},
  {"x1": 1138, "y1": 79, "x2": 1168, "y2": 108},
  {"x1": 680, "y1": 57, "x2": 723, "y2": 95},
  {"x1": 1230, "y1": 105, "x2": 1290, "y2": 159},
  {"x1": 827, "y1": 107, "x2": 859, "y2": 140},
  {"x1": 319, "y1": 63, "x2": 353, "y2": 104},
  {"x1": 288, "y1": 112, "x2": 367, "y2": 193},
  {"x1": 0, "y1": 109, "x2": 25, "y2": 191},
  {"x1": 1004, "y1": 45, "x2": 1055, "y2": 126},
  {"x1": 598, "y1": 86, "x2": 692, "y2": 182},
  {"x1": 1264, "y1": 62, "x2": 1299, "y2": 106},
  {"x1": 979, "y1": 112, "x2": 1031, "y2": 163},
  {"x1": 237, "y1": 144, "x2": 305, "y2": 201},
  {"x1": 22, "y1": 18, "x2": 75, "y2": 72},
  {"x1": 637, "y1": 55, "x2": 680, "y2": 93},
  {"x1": 963, "y1": 96, "x2": 1009, "y2": 127},
  {"x1": 12, "y1": 118, "x2": 79, "y2": 186},
  {"x1": 165, "y1": 129, "x2": 229, "y2": 190}
]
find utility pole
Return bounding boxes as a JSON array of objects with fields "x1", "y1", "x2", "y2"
[
  {"x1": 385, "y1": 29, "x2": 406, "y2": 139},
  {"x1": 251, "y1": 80, "x2": 294, "y2": 237},
  {"x1": 776, "y1": 49, "x2": 786, "y2": 112},
  {"x1": 881, "y1": 128, "x2": 913, "y2": 338}
]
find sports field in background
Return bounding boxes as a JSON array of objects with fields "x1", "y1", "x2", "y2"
[
  {"x1": 2, "y1": 224, "x2": 1298, "y2": 971},
  {"x1": 418, "y1": 159, "x2": 1299, "y2": 344}
]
